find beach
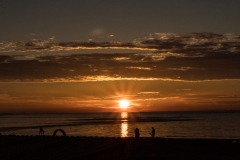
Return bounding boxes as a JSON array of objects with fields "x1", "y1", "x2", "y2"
[{"x1": 1, "y1": 135, "x2": 240, "y2": 160}]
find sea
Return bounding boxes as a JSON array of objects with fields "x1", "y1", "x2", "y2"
[{"x1": 1, "y1": 111, "x2": 240, "y2": 139}]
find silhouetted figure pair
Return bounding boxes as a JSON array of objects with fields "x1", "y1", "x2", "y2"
[
  {"x1": 39, "y1": 127, "x2": 44, "y2": 136},
  {"x1": 150, "y1": 127, "x2": 155, "y2": 138},
  {"x1": 135, "y1": 128, "x2": 140, "y2": 139}
]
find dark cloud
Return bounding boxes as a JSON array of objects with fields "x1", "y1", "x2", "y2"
[
  {"x1": 1, "y1": 32, "x2": 239, "y2": 54},
  {"x1": 1, "y1": 33, "x2": 240, "y2": 82}
]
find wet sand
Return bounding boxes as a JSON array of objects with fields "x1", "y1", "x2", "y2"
[{"x1": 0, "y1": 135, "x2": 240, "y2": 160}]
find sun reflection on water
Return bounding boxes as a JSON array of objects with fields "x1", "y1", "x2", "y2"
[
  {"x1": 121, "y1": 112, "x2": 128, "y2": 120},
  {"x1": 121, "y1": 122, "x2": 128, "y2": 137},
  {"x1": 121, "y1": 112, "x2": 128, "y2": 137}
]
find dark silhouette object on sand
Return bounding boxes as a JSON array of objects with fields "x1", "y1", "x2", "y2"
[
  {"x1": 39, "y1": 127, "x2": 44, "y2": 136},
  {"x1": 135, "y1": 128, "x2": 140, "y2": 138},
  {"x1": 53, "y1": 129, "x2": 67, "y2": 137},
  {"x1": 150, "y1": 127, "x2": 155, "y2": 138}
]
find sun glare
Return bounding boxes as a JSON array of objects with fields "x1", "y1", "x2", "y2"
[{"x1": 119, "y1": 100, "x2": 130, "y2": 109}]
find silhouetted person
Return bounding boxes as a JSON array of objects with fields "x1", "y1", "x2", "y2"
[
  {"x1": 39, "y1": 127, "x2": 44, "y2": 136},
  {"x1": 135, "y1": 128, "x2": 140, "y2": 139},
  {"x1": 150, "y1": 127, "x2": 155, "y2": 138}
]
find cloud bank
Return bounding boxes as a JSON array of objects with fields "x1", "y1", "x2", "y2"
[{"x1": 1, "y1": 33, "x2": 240, "y2": 82}]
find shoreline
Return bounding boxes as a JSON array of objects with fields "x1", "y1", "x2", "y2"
[
  {"x1": 1, "y1": 133, "x2": 240, "y2": 140},
  {"x1": 1, "y1": 135, "x2": 240, "y2": 160}
]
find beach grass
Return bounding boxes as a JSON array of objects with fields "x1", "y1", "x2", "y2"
[{"x1": 0, "y1": 135, "x2": 240, "y2": 160}]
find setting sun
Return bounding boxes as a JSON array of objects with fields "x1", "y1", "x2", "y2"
[{"x1": 119, "y1": 100, "x2": 130, "y2": 109}]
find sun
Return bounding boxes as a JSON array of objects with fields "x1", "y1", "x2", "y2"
[{"x1": 119, "y1": 100, "x2": 130, "y2": 109}]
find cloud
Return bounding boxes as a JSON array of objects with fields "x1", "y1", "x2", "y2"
[
  {"x1": 179, "y1": 94, "x2": 240, "y2": 108},
  {"x1": 0, "y1": 52, "x2": 240, "y2": 82},
  {"x1": 126, "y1": 66, "x2": 152, "y2": 70},
  {"x1": 1, "y1": 32, "x2": 238, "y2": 54},
  {"x1": 1, "y1": 33, "x2": 240, "y2": 82}
]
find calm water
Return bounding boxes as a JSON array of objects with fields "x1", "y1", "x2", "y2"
[{"x1": 1, "y1": 111, "x2": 240, "y2": 139}]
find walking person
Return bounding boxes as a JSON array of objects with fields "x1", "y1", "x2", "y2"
[
  {"x1": 150, "y1": 127, "x2": 155, "y2": 138},
  {"x1": 135, "y1": 128, "x2": 140, "y2": 139},
  {"x1": 39, "y1": 127, "x2": 44, "y2": 136}
]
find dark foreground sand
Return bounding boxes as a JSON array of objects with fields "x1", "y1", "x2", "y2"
[{"x1": 0, "y1": 135, "x2": 240, "y2": 160}]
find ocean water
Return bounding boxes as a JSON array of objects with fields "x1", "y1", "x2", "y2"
[{"x1": 1, "y1": 111, "x2": 240, "y2": 139}]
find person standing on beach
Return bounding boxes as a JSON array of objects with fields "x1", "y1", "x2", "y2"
[
  {"x1": 135, "y1": 128, "x2": 140, "y2": 138},
  {"x1": 150, "y1": 127, "x2": 155, "y2": 138},
  {"x1": 39, "y1": 127, "x2": 44, "y2": 136}
]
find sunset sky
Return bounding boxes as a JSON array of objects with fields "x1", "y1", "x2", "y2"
[{"x1": 1, "y1": 0, "x2": 240, "y2": 113}]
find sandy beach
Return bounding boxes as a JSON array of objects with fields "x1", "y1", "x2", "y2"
[{"x1": 0, "y1": 134, "x2": 240, "y2": 160}]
